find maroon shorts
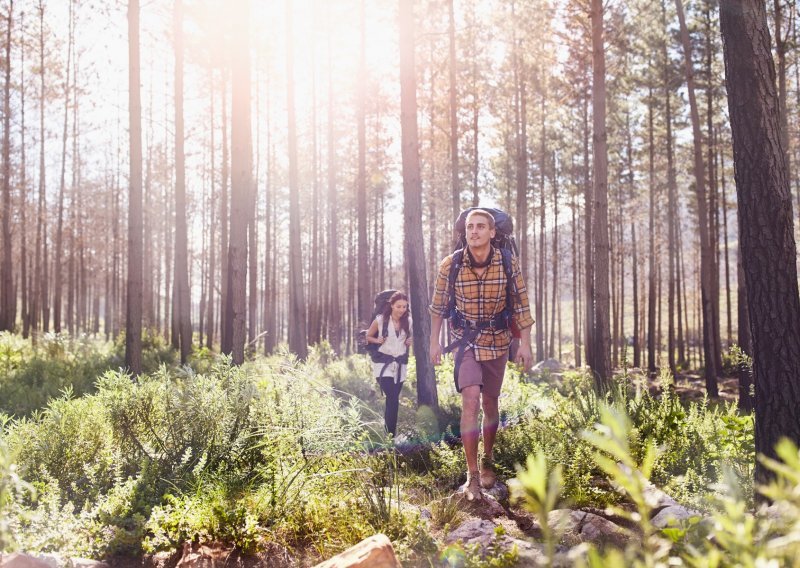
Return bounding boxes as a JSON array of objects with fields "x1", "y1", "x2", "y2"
[{"x1": 458, "y1": 349, "x2": 508, "y2": 398}]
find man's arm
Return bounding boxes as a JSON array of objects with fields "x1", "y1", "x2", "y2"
[
  {"x1": 430, "y1": 314, "x2": 443, "y2": 365},
  {"x1": 428, "y1": 255, "x2": 452, "y2": 366},
  {"x1": 515, "y1": 325, "x2": 533, "y2": 371}
]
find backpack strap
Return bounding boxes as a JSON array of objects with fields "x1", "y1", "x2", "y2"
[
  {"x1": 446, "y1": 249, "x2": 464, "y2": 321},
  {"x1": 500, "y1": 248, "x2": 522, "y2": 321},
  {"x1": 381, "y1": 314, "x2": 390, "y2": 339}
]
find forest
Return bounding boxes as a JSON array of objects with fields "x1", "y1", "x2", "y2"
[{"x1": 1, "y1": 0, "x2": 800, "y2": 566}]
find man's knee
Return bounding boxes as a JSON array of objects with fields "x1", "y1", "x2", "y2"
[
  {"x1": 461, "y1": 386, "x2": 481, "y2": 415},
  {"x1": 482, "y1": 394, "x2": 499, "y2": 415}
]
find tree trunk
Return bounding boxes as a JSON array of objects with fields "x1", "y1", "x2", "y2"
[
  {"x1": 326, "y1": 15, "x2": 340, "y2": 354},
  {"x1": 647, "y1": 86, "x2": 656, "y2": 374},
  {"x1": 632, "y1": 223, "x2": 640, "y2": 367},
  {"x1": 173, "y1": 0, "x2": 192, "y2": 364},
  {"x1": 590, "y1": 0, "x2": 611, "y2": 386},
  {"x1": 448, "y1": 0, "x2": 459, "y2": 222},
  {"x1": 773, "y1": 0, "x2": 791, "y2": 192},
  {"x1": 220, "y1": 72, "x2": 231, "y2": 354},
  {"x1": 674, "y1": 0, "x2": 718, "y2": 395},
  {"x1": 665, "y1": 57, "x2": 677, "y2": 376},
  {"x1": 206, "y1": 71, "x2": 216, "y2": 349},
  {"x1": 549, "y1": 159, "x2": 558, "y2": 359},
  {"x1": 0, "y1": 0, "x2": 13, "y2": 332},
  {"x1": 356, "y1": 0, "x2": 370, "y2": 326},
  {"x1": 53, "y1": 0, "x2": 74, "y2": 333},
  {"x1": 227, "y1": 0, "x2": 253, "y2": 364},
  {"x1": 125, "y1": 0, "x2": 143, "y2": 375},
  {"x1": 286, "y1": 0, "x2": 307, "y2": 358},
  {"x1": 736, "y1": 253, "x2": 753, "y2": 412},
  {"x1": 399, "y1": 0, "x2": 438, "y2": 413},
  {"x1": 583, "y1": 90, "x2": 593, "y2": 369},
  {"x1": 572, "y1": 190, "x2": 581, "y2": 366},
  {"x1": 720, "y1": 0, "x2": 800, "y2": 482},
  {"x1": 720, "y1": 139, "x2": 732, "y2": 345},
  {"x1": 19, "y1": 26, "x2": 29, "y2": 338}
]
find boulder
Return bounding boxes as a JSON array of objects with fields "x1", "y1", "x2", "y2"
[
  {"x1": 547, "y1": 509, "x2": 629, "y2": 549},
  {"x1": 651, "y1": 505, "x2": 702, "y2": 529},
  {"x1": 313, "y1": 534, "x2": 401, "y2": 568},
  {"x1": 451, "y1": 485, "x2": 506, "y2": 518},
  {"x1": 0, "y1": 554, "x2": 55, "y2": 568},
  {"x1": 445, "y1": 519, "x2": 498, "y2": 548},
  {"x1": 175, "y1": 543, "x2": 233, "y2": 567},
  {"x1": 483, "y1": 481, "x2": 510, "y2": 503},
  {"x1": 532, "y1": 359, "x2": 563, "y2": 374},
  {"x1": 507, "y1": 538, "x2": 548, "y2": 565}
]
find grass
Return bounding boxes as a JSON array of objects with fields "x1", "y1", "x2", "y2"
[{"x1": 0, "y1": 333, "x2": 788, "y2": 567}]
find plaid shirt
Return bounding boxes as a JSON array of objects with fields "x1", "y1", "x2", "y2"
[{"x1": 429, "y1": 247, "x2": 534, "y2": 361}]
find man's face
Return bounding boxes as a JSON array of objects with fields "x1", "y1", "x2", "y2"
[{"x1": 465, "y1": 214, "x2": 495, "y2": 249}]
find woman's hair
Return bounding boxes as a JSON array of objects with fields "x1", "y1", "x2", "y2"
[{"x1": 381, "y1": 291, "x2": 411, "y2": 337}]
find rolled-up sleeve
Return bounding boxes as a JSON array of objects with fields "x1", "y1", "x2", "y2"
[
  {"x1": 510, "y1": 255, "x2": 534, "y2": 330},
  {"x1": 428, "y1": 255, "x2": 452, "y2": 317}
]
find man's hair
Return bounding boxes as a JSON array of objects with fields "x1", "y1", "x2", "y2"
[{"x1": 465, "y1": 209, "x2": 496, "y2": 229}]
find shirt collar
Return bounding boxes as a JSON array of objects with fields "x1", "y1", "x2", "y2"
[{"x1": 464, "y1": 245, "x2": 498, "y2": 267}]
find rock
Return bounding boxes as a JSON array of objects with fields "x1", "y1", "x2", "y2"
[
  {"x1": 452, "y1": 484, "x2": 506, "y2": 518},
  {"x1": 0, "y1": 554, "x2": 56, "y2": 568},
  {"x1": 483, "y1": 480, "x2": 510, "y2": 503},
  {"x1": 532, "y1": 359, "x2": 563, "y2": 373},
  {"x1": 507, "y1": 538, "x2": 548, "y2": 565},
  {"x1": 446, "y1": 519, "x2": 498, "y2": 548},
  {"x1": 642, "y1": 483, "x2": 679, "y2": 514},
  {"x1": 651, "y1": 505, "x2": 702, "y2": 529},
  {"x1": 175, "y1": 543, "x2": 232, "y2": 567},
  {"x1": 313, "y1": 534, "x2": 401, "y2": 568},
  {"x1": 547, "y1": 509, "x2": 629, "y2": 549}
]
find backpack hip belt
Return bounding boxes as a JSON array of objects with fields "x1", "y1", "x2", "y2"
[{"x1": 374, "y1": 351, "x2": 409, "y2": 384}]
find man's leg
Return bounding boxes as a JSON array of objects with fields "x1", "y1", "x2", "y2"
[
  {"x1": 479, "y1": 354, "x2": 507, "y2": 488},
  {"x1": 481, "y1": 394, "x2": 500, "y2": 459},
  {"x1": 460, "y1": 385, "x2": 482, "y2": 499}
]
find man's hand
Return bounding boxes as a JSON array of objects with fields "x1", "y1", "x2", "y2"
[
  {"x1": 514, "y1": 341, "x2": 533, "y2": 372},
  {"x1": 430, "y1": 341, "x2": 443, "y2": 366}
]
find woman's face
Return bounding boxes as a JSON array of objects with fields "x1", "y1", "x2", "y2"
[{"x1": 391, "y1": 299, "x2": 408, "y2": 320}]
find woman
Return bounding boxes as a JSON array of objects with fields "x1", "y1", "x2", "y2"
[{"x1": 365, "y1": 291, "x2": 412, "y2": 437}]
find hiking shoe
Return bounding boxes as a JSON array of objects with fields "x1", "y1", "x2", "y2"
[
  {"x1": 480, "y1": 456, "x2": 496, "y2": 488},
  {"x1": 465, "y1": 471, "x2": 483, "y2": 501}
]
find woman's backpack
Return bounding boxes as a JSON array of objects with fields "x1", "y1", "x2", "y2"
[{"x1": 356, "y1": 289, "x2": 397, "y2": 359}]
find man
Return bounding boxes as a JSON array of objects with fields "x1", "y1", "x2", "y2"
[{"x1": 429, "y1": 209, "x2": 534, "y2": 501}]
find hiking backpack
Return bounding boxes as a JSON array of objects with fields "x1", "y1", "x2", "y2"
[
  {"x1": 357, "y1": 289, "x2": 398, "y2": 358},
  {"x1": 447, "y1": 207, "x2": 522, "y2": 339}
]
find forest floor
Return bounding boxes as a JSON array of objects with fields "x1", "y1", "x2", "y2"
[{"x1": 668, "y1": 371, "x2": 740, "y2": 404}]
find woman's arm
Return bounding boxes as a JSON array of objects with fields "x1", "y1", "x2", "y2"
[{"x1": 366, "y1": 318, "x2": 384, "y2": 344}]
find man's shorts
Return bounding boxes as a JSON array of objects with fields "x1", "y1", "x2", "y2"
[{"x1": 458, "y1": 348, "x2": 508, "y2": 398}]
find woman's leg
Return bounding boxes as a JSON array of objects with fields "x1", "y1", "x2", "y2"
[{"x1": 378, "y1": 377, "x2": 402, "y2": 436}]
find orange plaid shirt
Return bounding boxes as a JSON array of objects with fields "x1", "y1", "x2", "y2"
[{"x1": 429, "y1": 247, "x2": 534, "y2": 361}]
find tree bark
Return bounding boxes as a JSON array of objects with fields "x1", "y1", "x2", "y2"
[
  {"x1": 399, "y1": 0, "x2": 438, "y2": 413},
  {"x1": 590, "y1": 0, "x2": 611, "y2": 386},
  {"x1": 0, "y1": 0, "x2": 13, "y2": 332},
  {"x1": 125, "y1": 0, "x2": 143, "y2": 375},
  {"x1": 674, "y1": 0, "x2": 718, "y2": 395},
  {"x1": 173, "y1": 0, "x2": 192, "y2": 364},
  {"x1": 647, "y1": 85, "x2": 656, "y2": 374},
  {"x1": 356, "y1": 0, "x2": 370, "y2": 326},
  {"x1": 719, "y1": 0, "x2": 800, "y2": 480},
  {"x1": 228, "y1": 0, "x2": 253, "y2": 364},
  {"x1": 326, "y1": 13, "x2": 340, "y2": 354},
  {"x1": 286, "y1": 0, "x2": 308, "y2": 358},
  {"x1": 448, "y1": 0, "x2": 459, "y2": 222}
]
